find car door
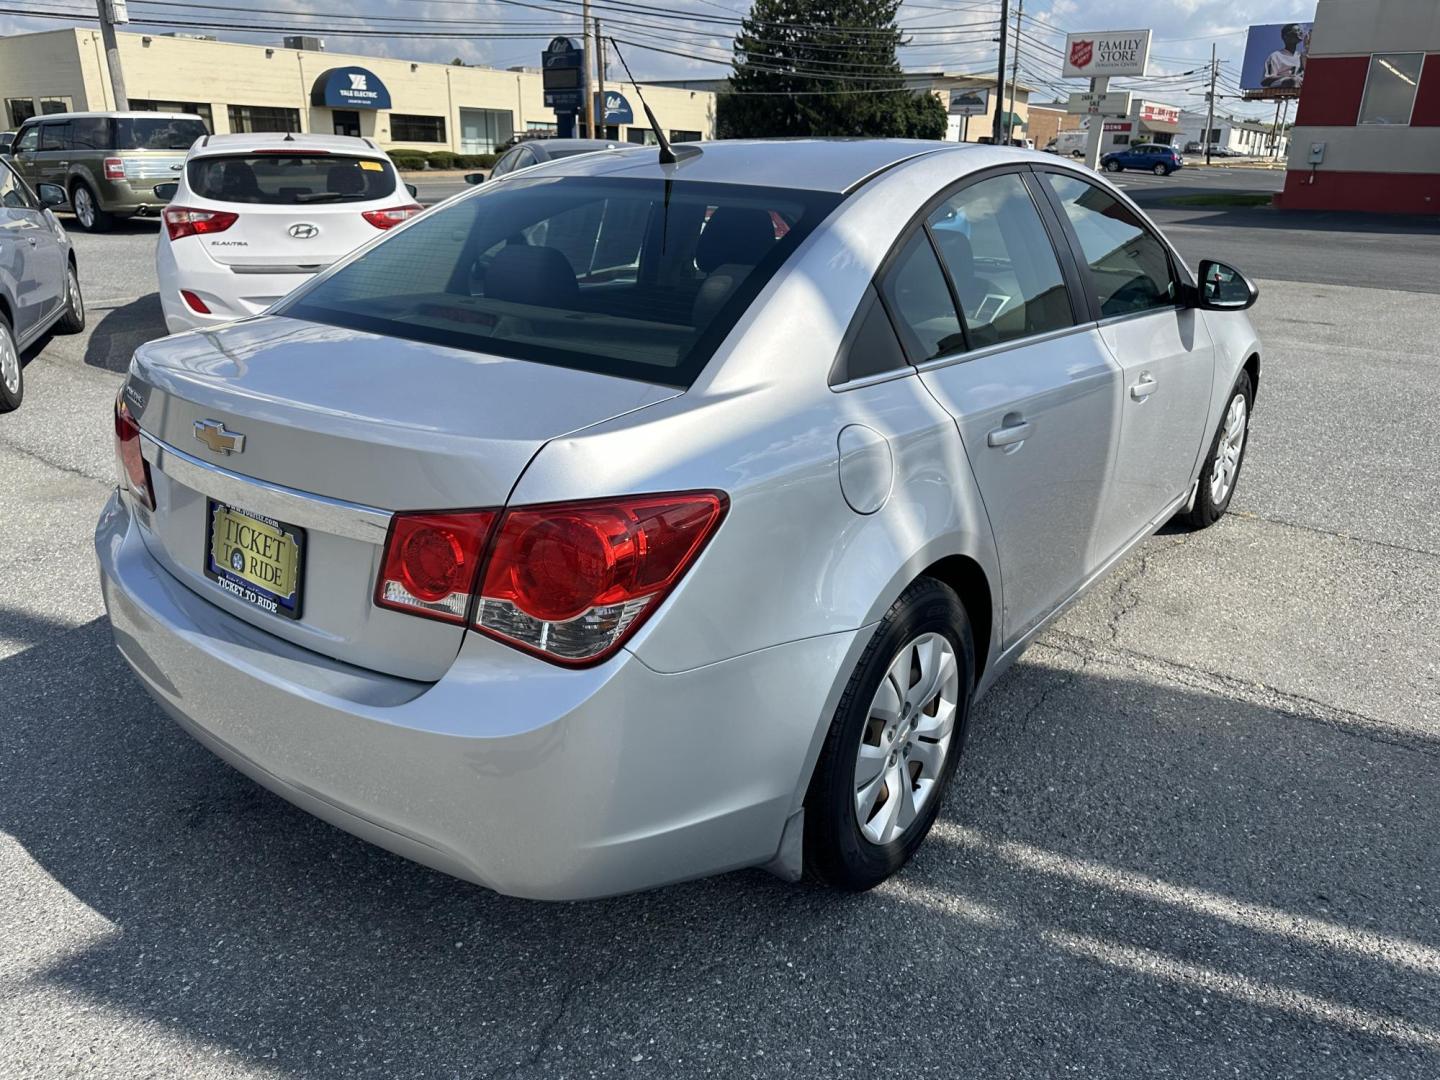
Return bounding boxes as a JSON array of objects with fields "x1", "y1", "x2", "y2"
[
  {"x1": 36, "y1": 119, "x2": 71, "y2": 191},
  {"x1": 8, "y1": 124, "x2": 40, "y2": 189},
  {"x1": 0, "y1": 160, "x2": 65, "y2": 336},
  {"x1": 1037, "y1": 169, "x2": 1215, "y2": 556},
  {"x1": 887, "y1": 167, "x2": 1124, "y2": 646}
]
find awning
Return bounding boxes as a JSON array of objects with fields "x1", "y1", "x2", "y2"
[
  {"x1": 1140, "y1": 118, "x2": 1183, "y2": 134},
  {"x1": 997, "y1": 111, "x2": 1026, "y2": 129}
]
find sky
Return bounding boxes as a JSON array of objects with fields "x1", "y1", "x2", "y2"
[{"x1": 1, "y1": 0, "x2": 1317, "y2": 121}]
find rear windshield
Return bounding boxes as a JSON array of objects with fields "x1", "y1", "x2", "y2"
[
  {"x1": 188, "y1": 154, "x2": 396, "y2": 204},
  {"x1": 115, "y1": 117, "x2": 209, "y2": 151},
  {"x1": 280, "y1": 176, "x2": 842, "y2": 388}
]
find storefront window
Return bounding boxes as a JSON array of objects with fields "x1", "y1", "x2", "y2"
[
  {"x1": 6, "y1": 98, "x2": 36, "y2": 128},
  {"x1": 670, "y1": 129, "x2": 702, "y2": 143},
  {"x1": 227, "y1": 105, "x2": 301, "y2": 134},
  {"x1": 391, "y1": 113, "x2": 447, "y2": 143},
  {"x1": 39, "y1": 97, "x2": 71, "y2": 115},
  {"x1": 131, "y1": 99, "x2": 214, "y2": 130},
  {"x1": 1358, "y1": 53, "x2": 1424, "y2": 125},
  {"x1": 458, "y1": 108, "x2": 511, "y2": 153}
]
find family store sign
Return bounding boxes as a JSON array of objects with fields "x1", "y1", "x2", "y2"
[{"x1": 1061, "y1": 30, "x2": 1153, "y2": 78}]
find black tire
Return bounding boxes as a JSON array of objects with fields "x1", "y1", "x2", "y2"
[
  {"x1": 1105, "y1": 160, "x2": 1122, "y2": 173},
  {"x1": 0, "y1": 314, "x2": 22, "y2": 413},
  {"x1": 69, "y1": 181, "x2": 113, "y2": 232},
  {"x1": 804, "y1": 577, "x2": 975, "y2": 890},
  {"x1": 1179, "y1": 369, "x2": 1253, "y2": 530},
  {"x1": 56, "y1": 260, "x2": 85, "y2": 334}
]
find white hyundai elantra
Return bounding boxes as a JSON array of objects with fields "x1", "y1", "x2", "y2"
[{"x1": 155, "y1": 132, "x2": 421, "y2": 333}]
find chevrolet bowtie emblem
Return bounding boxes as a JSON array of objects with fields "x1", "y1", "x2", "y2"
[{"x1": 194, "y1": 419, "x2": 245, "y2": 455}]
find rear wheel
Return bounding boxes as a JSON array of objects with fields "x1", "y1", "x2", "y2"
[
  {"x1": 0, "y1": 315, "x2": 22, "y2": 413},
  {"x1": 1153, "y1": 163, "x2": 1169, "y2": 176},
  {"x1": 1180, "y1": 370, "x2": 1253, "y2": 529},
  {"x1": 56, "y1": 261, "x2": 85, "y2": 334},
  {"x1": 804, "y1": 578, "x2": 974, "y2": 890},
  {"x1": 69, "y1": 182, "x2": 112, "y2": 232}
]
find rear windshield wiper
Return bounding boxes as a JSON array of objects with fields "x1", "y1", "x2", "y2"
[{"x1": 292, "y1": 192, "x2": 372, "y2": 203}]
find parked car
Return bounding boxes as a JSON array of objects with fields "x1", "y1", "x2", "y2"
[
  {"x1": 468, "y1": 137, "x2": 622, "y2": 184},
  {"x1": 8, "y1": 111, "x2": 209, "y2": 232},
  {"x1": 1183, "y1": 141, "x2": 1204, "y2": 154},
  {"x1": 154, "y1": 132, "x2": 422, "y2": 334},
  {"x1": 0, "y1": 131, "x2": 15, "y2": 157},
  {"x1": 0, "y1": 160, "x2": 85, "y2": 411},
  {"x1": 1102, "y1": 142, "x2": 1184, "y2": 175},
  {"x1": 97, "y1": 141, "x2": 1261, "y2": 899}
]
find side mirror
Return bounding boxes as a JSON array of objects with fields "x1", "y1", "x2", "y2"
[
  {"x1": 152, "y1": 182, "x2": 179, "y2": 202},
  {"x1": 1195, "y1": 259, "x2": 1258, "y2": 311},
  {"x1": 405, "y1": 183, "x2": 419, "y2": 198},
  {"x1": 463, "y1": 172, "x2": 484, "y2": 186},
  {"x1": 37, "y1": 182, "x2": 67, "y2": 208}
]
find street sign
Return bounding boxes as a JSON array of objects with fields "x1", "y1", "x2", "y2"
[
  {"x1": 1065, "y1": 90, "x2": 1132, "y2": 116},
  {"x1": 1061, "y1": 30, "x2": 1152, "y2": 78},
  {"x1": 948, "y1": 89, "x2": 989, "y2": 116}
]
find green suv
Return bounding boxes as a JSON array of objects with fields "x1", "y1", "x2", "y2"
[{"x1": 8, "y1": 111, "x2": 209, "y2": 232}]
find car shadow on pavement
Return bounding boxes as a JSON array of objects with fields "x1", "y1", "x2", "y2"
[
  {"x1": 82, "y1": 294, "x2": 168, "y2": 373},
  {"x1": 2, "y1": 619, "x2": 1437, "y2": 1077}
]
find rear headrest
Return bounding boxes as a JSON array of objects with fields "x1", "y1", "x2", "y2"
[
  {"x1": 484, "y1": 245, "x2": 578, "y2": 306},
  {"x1": 327, "y1": 163, "x2": 366, "y2": 195},
  {"x1": 695, "y1": 207, "x2": 776, "y2": 272},
  {"x1": 217, "y1": 161, "x2": 260, "y2": 198},
  {"x1": 930, "y1": 228, "x2": 975, "y2": 285}
]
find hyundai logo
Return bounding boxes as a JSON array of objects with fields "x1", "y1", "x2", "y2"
[{"x1": 289, "y1": 223, "x2": 320, "y2": 239}]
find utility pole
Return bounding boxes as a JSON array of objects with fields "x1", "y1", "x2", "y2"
[
  {"x1": 1204, "y1": 42, "x2": 1217, "y2": 166},
  {"x1": 991, "y1": 0, "x2": 1009, "y2": 145},
  {"x1": 96, "y1": 0, "x2": 129, "y2": 110},
  {"x1": 582, "y1": 0, "x2": 595, "y2": 138},
  {"x1": 595, "y1": 18, "x2": 606, "y2": 137},
  {"x1": 1006, "y1": 0, "x2": 1023, "y2": 144}
]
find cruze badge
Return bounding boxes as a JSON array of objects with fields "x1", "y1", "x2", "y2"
[
  {"x1": 194, "y1": 419, "x2": 245, "y2": 455},
  {"x1": 289, "y1": 223, "x2": 319, "y2": 239}
]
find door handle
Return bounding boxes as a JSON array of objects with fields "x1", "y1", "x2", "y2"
[
  {"x1": 1129, "y1": 373, "x2": 1158, "y2": 400},
  {"x1": 987, "y1": 418, "x2": 1033, "y2": 448}
]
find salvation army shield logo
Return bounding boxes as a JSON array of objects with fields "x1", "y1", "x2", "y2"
[{"x1": 1069, "y1": 39, "x2": 1094, "y2": 70}]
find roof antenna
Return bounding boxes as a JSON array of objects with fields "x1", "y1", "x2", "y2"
[{"x1": 608, "y1": 37, "x2": 677, "y2": 165}]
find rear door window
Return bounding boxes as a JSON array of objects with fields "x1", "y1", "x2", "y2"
[
  {"x1": 925, "y1": 173, "x2": 1074, "y2": 349},
  {"x1": 281, "y1": 176, "x2": 840, "y2": 388},
  {"x1": 187, "y1": 154, "x2": 397, "y2": 204},
  {"x1": 114, "y1": 116, "x2": 209, "y2": 150},
  {"x1": 69, "y1": 117, "x2": 110, "y2": 150}
]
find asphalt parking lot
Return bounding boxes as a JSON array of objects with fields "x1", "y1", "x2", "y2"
[{"x1": 2, "y1": 170, "x2": 1439, "y2": 1078}]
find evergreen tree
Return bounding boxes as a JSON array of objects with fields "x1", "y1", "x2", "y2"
[{"x1": 718, "y1": 0, "x2": 946, "y2": 139}]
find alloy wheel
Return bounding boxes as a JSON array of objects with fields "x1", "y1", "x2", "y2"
[
  {"x1": 853, "y1": 632, "x2": 960, "y2": 846},
  {"x1": 73, "y1": 187, "x2": 95, "y2": 229},
  {"x1": 68, "y1": 266, "x2": 83, "y2": 321},
  {"x1": 1209, "y1": 392, "x2": 1247, "y2": 505},
  {"x1": 0, "y1": 326, "x2": 19, "y2": 396}
]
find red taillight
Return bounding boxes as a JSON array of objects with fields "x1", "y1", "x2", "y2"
[
  {"x1": 373, "y1": 493, "x2": 727, "y2": 664},
  {"x1": 180, "y1": 289, "x2": 210, "y2": 314},
  {"x1": 113, "y1": 393, "x2": 154, "y2": 511},
  {"x1": 103, "y1": 157, "x2": 125, "y2": 180},
  {"x1": 163, "y1": 205, "x2": 238, "y2": 241},
  {"x1": 375, "y1": 511, "x2": 496, "y2": 623},
  {"x1": 361, "y1": 204, "x2": 423, "y2": 230}
]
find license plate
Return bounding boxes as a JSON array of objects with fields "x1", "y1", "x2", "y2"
[{"x1": 204, "y1": 500, "x2": 305, "y2": 620}]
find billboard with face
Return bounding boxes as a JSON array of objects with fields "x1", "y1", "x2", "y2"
[{"x1": 1240, "y1": 22, "x2": 1313, "y2": 95}]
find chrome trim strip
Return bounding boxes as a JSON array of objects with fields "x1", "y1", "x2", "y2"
[
  {"x1": 829, "y1": 366, "x2": 917, "y2": 394},
  {"x1": 913, "y1": 321, "x2": 1102, "y2": 374},
  {"x1": 229, "y1": 264, "x2": 326, "y2": 275},
  {"x1": 139, "y1": 433, "x2": 392, "y2": 543}
]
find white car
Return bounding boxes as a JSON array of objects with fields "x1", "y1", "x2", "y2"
[{"x1": 155, "y1": 133, "x2": 421, "y2": 334}]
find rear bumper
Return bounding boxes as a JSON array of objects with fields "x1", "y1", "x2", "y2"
[
  {"x1": 96, "y1": 491, "x2": 857, "y2": 899},
  {"x1": 156, "y1": 238, "x2": 315, "y2": 334}
]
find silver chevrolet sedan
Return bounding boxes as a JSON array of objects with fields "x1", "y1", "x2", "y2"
[{"x1": 97, "y1": 140, "x2": 1261, "y2": 899}]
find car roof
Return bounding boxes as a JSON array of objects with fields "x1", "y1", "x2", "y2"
[
  {"x1": 187, "y1": 132, "x2": 389, "y2": 158},
  {"x1": 23, "y1": 111, "x2": 204, "y2": 122},
  {"x1": 530, "y1": 138, "x2": 623, "y2": 157},
  {"x1": 523, "y1": 138, "x2": 982, "y2": 193}
]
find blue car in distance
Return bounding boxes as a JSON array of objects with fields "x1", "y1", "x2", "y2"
[{"x1": 1102, "y1": 143, "x2": 1184, "y2": 176}]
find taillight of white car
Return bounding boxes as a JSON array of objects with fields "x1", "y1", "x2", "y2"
[
  {"x1": 361, "y1": 204, "x2": 424, "y2": 230},
  {"x1": 163, "y1": 205, "x2": 239, "y2": 241},
  {"x1": 375, "y1": 493, "x2": 728, "y2": 665}
]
